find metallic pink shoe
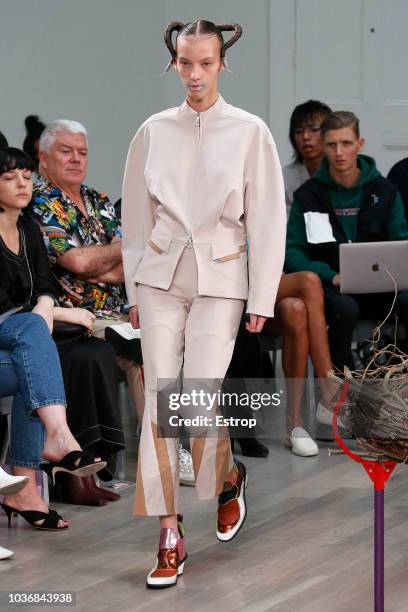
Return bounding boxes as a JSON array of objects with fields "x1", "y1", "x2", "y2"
[{"x1": 146, "y1": 516, "x2": 187, "y2": 588}]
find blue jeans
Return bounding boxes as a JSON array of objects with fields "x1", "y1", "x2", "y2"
[{"x1": 0, "y1": 312, "x2": 67, "y2": 468}]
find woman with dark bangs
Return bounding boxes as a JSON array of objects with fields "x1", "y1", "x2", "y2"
[{"x1": 0, "y1": 147, "x2": 106, "y2": 533}]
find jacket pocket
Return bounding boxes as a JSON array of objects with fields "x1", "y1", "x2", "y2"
[
  {"x1": 147, "y1": 233, "x2": 172, "y2": 254},
  {"x1": 211, "y1": 242, "x2": 246, "y2": 262}
]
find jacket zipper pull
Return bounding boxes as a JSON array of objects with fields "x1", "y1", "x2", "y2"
[{"x1": 195, "y1": 113, "x2": 201, "y2": 142}]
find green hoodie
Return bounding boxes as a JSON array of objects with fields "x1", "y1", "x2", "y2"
[{"x1": 284, "y1": 154, "x2": 408, "y2": 282}]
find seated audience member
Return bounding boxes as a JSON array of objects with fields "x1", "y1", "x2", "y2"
[
  {"x1": 0, "y1": 147, "x2": 106, "y2": 530},
  {"x1": 248, "y1": 100, "x2": 333, "y2": 457},
  {"x1": 1, "y1": 146, "x2": 123, "y2": 506},
  {"x1": 229, "y1": 102, "x2": 335, "y2": 458},
  {"x1": 23, "y1": 115, "x2": 46, "y2": 174},
  {"x1": 228, "y1": 269, "x2": 335, "y2": 459},
  {"x1": 283, "y1": 100, "x2": 332, "y2": 216},
  {"x1": 266, "y1": 271, "x2": 334, "y2": 455},
  {"x1": 52, "y1": 326, "x2": 124, "y2": 505},
  {"x1": 285, "y1": 111, "x2": 408, "y2": 371},
  {"x1": 387, "y1": 156, "x2": 408, "y2": 221},
  {"x1": 29, "y1": 119, "x2": 145, "y2": 421}
]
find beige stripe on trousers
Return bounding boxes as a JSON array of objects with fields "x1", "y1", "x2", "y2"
[{"x1": 135, "y1": 246, "x2": 244, "y2": 516}]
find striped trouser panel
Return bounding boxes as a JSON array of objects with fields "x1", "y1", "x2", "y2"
[{"x1": 135, "y1": 247, "x2": 244, "y2": 516}]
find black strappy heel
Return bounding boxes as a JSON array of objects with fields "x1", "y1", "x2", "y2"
[
  {"x1": 1, "y1": 503, "x2": 68, "y2": 531},
  {"x1": 40, "y1": 450, "x2": 106, "y2": 484}
]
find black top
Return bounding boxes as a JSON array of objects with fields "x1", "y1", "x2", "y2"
[
  {"x1": 387, "y1": 157, "x2": 408, "y2": 222},
  {"x1": 0, "y1": 215, "x2": 62, "y2": 316}
]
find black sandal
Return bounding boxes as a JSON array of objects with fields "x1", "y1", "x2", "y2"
[
  {"x1": 40, "y1": 450, "x2": 107, "y2": 484},
  {"x1": 1, "y1": 503, "x2": 68, "y2": 531}
]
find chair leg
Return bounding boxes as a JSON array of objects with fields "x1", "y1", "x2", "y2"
[
  {"x1": 41, "y1": 470, "x2": 49, "y2": 503},
  {"x1": 268, "y1": 349, "x2": 277, "y2": 378},
  {"x1": 0, "y1": 413, "x2": 10, "y2": 465},
  {"x1": 305, "y1": 358, "x2": 316, "y2": 433},
  {"x1": 113, "y1": 449, "x2": 126, "y2": 481}
]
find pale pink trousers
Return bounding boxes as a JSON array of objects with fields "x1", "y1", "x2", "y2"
[{"x1": 135, "y1": 247, "x2": 244, "y2": 516}]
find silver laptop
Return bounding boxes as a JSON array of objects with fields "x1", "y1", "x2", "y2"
[{"x1": 340, "y1": 240, "x2": 408, "y2": 294}]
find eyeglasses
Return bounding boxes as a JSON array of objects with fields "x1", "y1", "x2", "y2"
[{"x1": 294, "y1": 124, "x2": 322, "y2": 136}]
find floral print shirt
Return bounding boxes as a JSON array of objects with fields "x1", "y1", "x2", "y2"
[{"x1": 30, "y1": 176, "x2": 125, "y2": 318}]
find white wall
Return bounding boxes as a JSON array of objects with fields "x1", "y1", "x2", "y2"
[
  {"x1": 0, "y1": 0, "x2": 272, "y2": 200},
  {"x1": 2, "y1": 1, "x2": 407, "y2": 198},
  {"x1": 0, "y1": 0, "x2": 164, "y2": 200}
]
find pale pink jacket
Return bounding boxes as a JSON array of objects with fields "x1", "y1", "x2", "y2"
[{"x1": 121, "y1": 95, "x2": 286, "y2": 317}]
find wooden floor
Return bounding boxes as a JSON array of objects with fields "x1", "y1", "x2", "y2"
[{"x1": 1, "y1": 403, "x2": 408, "y2": 611}]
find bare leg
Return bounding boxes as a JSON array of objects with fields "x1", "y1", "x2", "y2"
[
  {"x1": 37, "y1": 405, "x2": 101, "y2": 467},
  {"x1": 36, "y1": 404, "x2": 82, "y2": 463},
  {"x1": 3, "y1": 467, "x2": 68, "y2": 528},
  {"x1": 276, "y1": 273, "x2": 331, "y2": 376},
  {"x1": 117, "y1": 357, "x2": 145, "y2": 421},
  {"x1": 288, "y1": 272, "x2": 332, "y2": 377},
  {"x1": 276, "y1": 273, "x2": 334, "y2": 402},
  {"x1": 160, "y1": 515, "x2": 178, "y2": 529},
  {"x1": 274, "y1": 298, "x2": 309, "y2": 431}
]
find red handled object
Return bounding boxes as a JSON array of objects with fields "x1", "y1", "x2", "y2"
[{"x1": 332, "y1": 382, "x2": 396, "y2": 612}]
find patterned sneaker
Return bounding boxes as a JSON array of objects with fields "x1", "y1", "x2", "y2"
[
  {"x1": 217, "y1": 461, "x2": 248, "y2": 542},
  {"x1": 179, "y1": 445, "x2": 195, "y2": 486},
  {"x1": 146, "y1": 516, "x2": 187, "y2": 588}
]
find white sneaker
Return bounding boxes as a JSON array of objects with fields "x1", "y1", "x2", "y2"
[
  {"x1": 0, "y1": 546, "x2": 14, "y2": 560},
  {"x1": 286, "y1": 427, "x2": 319, "y2": 457},
  {"x1": 0, "y1": 467, "x2": 29, "y2": 496},
  {"x1": 316, "y1": 402, "x2": 346, "y2": 429},
  {"x1": 179, "y1": 445, "x2": 195, "y2": 486}
]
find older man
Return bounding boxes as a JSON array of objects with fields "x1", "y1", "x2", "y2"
[
  {"x1": 30, "y1": 119, "x2": 195, "y2": 486},
  {"x1": 29, "y1": 119, "x2": 144, "y2": 413}
]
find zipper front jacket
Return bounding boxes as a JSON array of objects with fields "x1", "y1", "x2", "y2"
[
  {"x1": 284, "y1": 154, "x2": 408, "y2": 283},
  {"x1": 121, "y1": 95, "x2": 286, "y2": 317}
]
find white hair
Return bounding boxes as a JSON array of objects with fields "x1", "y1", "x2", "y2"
[{"x1": 39, "y1": 119, "x2": 88, "y2": 153}]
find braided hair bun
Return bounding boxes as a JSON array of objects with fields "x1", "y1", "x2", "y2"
[{"x1": 163, "y1": 20, "x2": 242, "y2": 72}]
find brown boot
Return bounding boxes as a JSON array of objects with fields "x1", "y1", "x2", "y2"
[{"x1": 54, "y1": 473, "x2": 120, "y2": 506}]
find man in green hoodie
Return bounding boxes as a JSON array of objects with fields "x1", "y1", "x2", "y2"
[{"x1": 285, "y1": 111, "x2": 408, "y2": 370}]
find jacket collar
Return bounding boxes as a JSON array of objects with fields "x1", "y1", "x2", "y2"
[{"x1": 179, "y1": 94, "x2": 226, "y2": 119}]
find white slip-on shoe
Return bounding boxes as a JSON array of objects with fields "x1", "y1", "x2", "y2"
[
  {"x1": 0, "y1": 467, "x2": 29, "y2": 496},
  {"x1": 286, "y1": 427, "x2": 319, "y2": 457},
  {"x1": 179, "y1": 445, "x2": 195, "y2": 487},
  {"x1": 316, "y1": 402, "x2": 346, "y2": 429},
  {"x1": 0, "y1": 546, "x2": 14, "y2": 560}
]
